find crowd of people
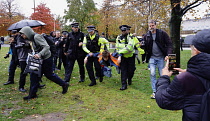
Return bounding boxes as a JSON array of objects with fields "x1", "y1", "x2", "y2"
[{"x1": 2, "y1": 19, "x2": 210, "y2": 121}]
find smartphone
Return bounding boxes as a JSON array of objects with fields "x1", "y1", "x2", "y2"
[
  {"x1": 168, "y1": 54, "x2": 179, "y2": 75},
  {"x1": 168, "y1": 54, "x2": 176, "y2": 71}
]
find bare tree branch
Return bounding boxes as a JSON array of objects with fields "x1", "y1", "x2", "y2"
[{"x1": 182, "y1": 1, "x2": 204, "y2": 15}]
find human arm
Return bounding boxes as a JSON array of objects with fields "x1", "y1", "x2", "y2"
[
  {"x1": 155, "y1": 59, "x2": 184, "y2": 110},
  {"x1": 117, "y1": 36, "x2": 135, "y2": 54},
  {"x1": 34, "y1": 34, "x2": 50, "y2": 58}
]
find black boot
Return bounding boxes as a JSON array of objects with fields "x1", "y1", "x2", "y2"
[
  {"x1": 99, "y1": 77, "x2": 103, "y2": 82},
  {"x1": 4, "y1": 81, "x2": 14, "y2": 85},
  {"x1": 79, "y1": 78, "x2": 85, "y2": 83},
  {"x1": 19, "y1": 88, "x2": 27, "y2": 92},
  {"x1": 128, "y1": 80, "x2": 132, "y2": 85},
  {"x1": 120, "y1": 80, "x2": 127, "y2": 90},
  {"x1": 39, "y1": 84, "x2": 46, "y2": 89},
  {"x1": 88, "y1": 81, "x2": 96, "y2": 86},
  {"x1": 23, "y1": 95, "x2": 38, "y2": 100},
  {"x1": 62, "y1": 82, "x2": 69, "y2": 94}
]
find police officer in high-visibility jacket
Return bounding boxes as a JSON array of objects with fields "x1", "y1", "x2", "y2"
[
  {"x1": 82, "y1": 26, "x2": 109, "y2": 86},
  {"x1": 126, "y1": 25, "x2": 145, "y2": 64},
  {"x1": 116, "y1": 25, "x2": 136, "y2": 90}
]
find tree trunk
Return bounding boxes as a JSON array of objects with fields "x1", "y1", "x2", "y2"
[{"x1": 169, "y1": 2, "x2": 182, "y2": 68}]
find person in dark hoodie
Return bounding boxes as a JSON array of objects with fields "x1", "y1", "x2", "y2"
[
  {"x1": 155, "y1": 29, "x2": 210, "y2": 121},
  {"x1": 19, "y1": 26, "x2": 69, "y2": 100}
]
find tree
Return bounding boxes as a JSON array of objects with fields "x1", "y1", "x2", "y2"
[
  {"x1": 169, "y1": 0, "x2": 208, "y2": 68},
  {"x1": 0, "y1": 0, "x2": 24, "y2": 36},
  {"x1": 97, "y1": 0, "x2": 171, "y2": 38},
  {"x1": 30, "y1": 3, "x2": 61, "y2": 34},
  {"x1": 64, "y1": 0, "x2": 98, "y2": 32}
]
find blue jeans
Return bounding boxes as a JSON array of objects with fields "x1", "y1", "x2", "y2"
[{"x1": 149, "y1": 57, "x2": 164, "y2": 92}]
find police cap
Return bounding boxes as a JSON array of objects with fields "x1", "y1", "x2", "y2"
[
  {"x1": 127, "y1": 25, "x2": 131, "y2": 30},
  {"x1": 119, "y1": 25, "x2": 128, "y2": 31},
  {"x1": 87, "y1": 25, "x2": 96, "y2": 32},
  {"x1": 71, "y1": 22, "x2": 79, "y2": 28},
  {"x1": 62, "y1": 31, "x2": 69, "y2": 35}
]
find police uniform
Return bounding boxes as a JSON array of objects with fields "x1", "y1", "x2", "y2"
[
  {"x1": 64, "y1": 23, "x2": 86, "y2": 83},
  {"x1": 115, "y1": 25, "x2": 136, "y2": 90},
  {"x1": 82, "y1": 26, "x2": 109, "y2": 86}
]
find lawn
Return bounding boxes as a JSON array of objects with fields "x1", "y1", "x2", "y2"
[{"x1": 0, "y1": 46, "x2": 191, "y2": 121}]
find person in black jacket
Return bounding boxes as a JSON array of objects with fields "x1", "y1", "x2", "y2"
[
  {"x1": 3, "y1": 30, "x2": 20, "y2": 86},
  {"x1": 64, "y1": 23, "x2": 86, "y2": 83},
  {"x1": 156, "y1": 29, "x2": 210, "y2": 121},
  {"x1": 144, "y1": 20, "x2": 173, "y2": 99},
  {"x1": 15, "y1": 35, "x2": 31, "y2": 92},
  {"x1": 57, "y1": 31, "x2": 68, "y2": 71}
]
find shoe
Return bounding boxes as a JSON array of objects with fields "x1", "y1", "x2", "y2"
[
  {"x1": 3, "y1": 81, "x2": 14, "y2": 85},
  {"x1": 39, "y1": 84, "x2": 46, "y2": 89},
  {"x1": 128, "y1": 80, "x2": 132, "y2": 85},
  {"x1": 23, "y1": 95, "x2": 38, "y2": 100},
  {"x1": 151, "y1": 92, "x2": 155, "y2": 99},
  {"x1": 78, "y1": 79, "x2": 84, "y2": 83},
  {"x1": 99, "y1": 77, "x2": 103, "y2": 82},
  {"x1": 19, "y1": 88, "x2": 27, "y2": 92},
  {"x1": 120, "y1": 86, "x2": 127, "y2": 90},
  {"x1": 88, "y1": 82, "x2": 96, "y2": 86},
  {"x1": 62, "y1": 83, "x2": 69, "y2": 94}
]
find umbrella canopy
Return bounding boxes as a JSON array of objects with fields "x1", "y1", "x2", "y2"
[
  {"x1": 184, "y1": 35, "x2": 195, "y2": 45},
  {"x1": 7, "y1": 20, "x2": 46, "y2": 31}
]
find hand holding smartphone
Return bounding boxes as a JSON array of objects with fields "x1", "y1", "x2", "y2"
[{"x1": 168, "y1": 54, "x2": 179, "y2": 74}]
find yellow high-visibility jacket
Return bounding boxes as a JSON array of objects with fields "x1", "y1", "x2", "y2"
[
  {"x1": 115, "y1": 34, "x2": 136, "y2": 58},
  {"x1": 82, "y1": 33, "x2": 109, "y2": 53}
]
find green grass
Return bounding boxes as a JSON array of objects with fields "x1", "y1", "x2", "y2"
[{"x1": 0, "y1": 47, "x2": 191, "y2": 121}]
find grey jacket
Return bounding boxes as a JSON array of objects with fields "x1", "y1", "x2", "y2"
[{"x1": 19, "y1": 26, "x2": 51, "y2": 60}]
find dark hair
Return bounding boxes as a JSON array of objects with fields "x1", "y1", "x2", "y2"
[
  {"x1": 148, "y1": 20, "x2": 157, "y2": 25},
  {"x1": 102, "y1": 50, "x2": 110, "y2": 58}
]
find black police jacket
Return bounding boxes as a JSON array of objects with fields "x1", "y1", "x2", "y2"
[{"x1": 65, "y1": 30, "x2": 85, "y2": 59}]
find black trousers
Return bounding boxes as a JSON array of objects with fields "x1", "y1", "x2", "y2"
[
  {"x1": 29, "y1": 56, "x2": 66, "y2": 96},
  {"x1": 8, "y1": 58, "x2": 19, "y2": 82},
  {"x1": 57, "y1": 54, "x2": 67, "y2": 70},
  {"x1": 64, "y1": 56, "x2": 85, "y2": 82},
  {"x1": 85, "y1": 56, "x2": 102, "y2": 83},
  {"x1": 19, "y1": 61, "x2": 27, "y2": 89},
  {"x1": 120, "y1": 55, "x2": 136, "y2": 86}
]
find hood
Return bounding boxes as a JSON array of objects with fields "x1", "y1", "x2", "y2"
[
  {"x1": 187, "y1": 52, "x2": 210, "y2": 81},
  {"x1": 19, "y1": 26, "x2": 35, "y2": 41}
]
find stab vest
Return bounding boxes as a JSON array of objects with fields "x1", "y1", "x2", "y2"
[{"x1": 86, "y1": 34, "x2": 101, "y2": 53}]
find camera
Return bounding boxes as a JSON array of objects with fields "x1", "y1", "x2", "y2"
[{"x1": 4, "y1": 53, "x2": 9, "y2": 59}]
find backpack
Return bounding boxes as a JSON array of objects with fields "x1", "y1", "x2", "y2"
[{"x1": 42, "y1": 34, "x2": 56, "y2": 56}]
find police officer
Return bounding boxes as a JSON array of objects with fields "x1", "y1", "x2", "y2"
[
  {"x1": 64, "y1": 23, "x2": 86, "y2": 83},
  {"x1": 82, "y1": 26, "x2": 109, "y2": 86},
  {"x1": 126, "y1": 25, "x2": 144, "y2": 64},
  {"x1": 116, "y1": 25, "x2": 136, "y2": 90}
]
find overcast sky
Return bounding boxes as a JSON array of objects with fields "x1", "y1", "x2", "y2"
[
  {"x1": 14, "y1": 0, "x2": 209, "y2": 19},
  {"x1": 15, "y1": 0, "x2": 104, "y2": 17}
]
